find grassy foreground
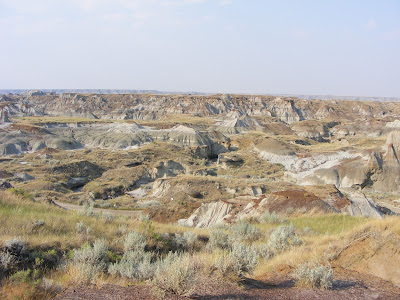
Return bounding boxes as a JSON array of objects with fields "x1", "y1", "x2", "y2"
[{"x1": 1, "y1": 190, "x2": 398, "y2": 299}]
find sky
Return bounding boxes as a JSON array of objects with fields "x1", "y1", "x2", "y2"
[{"x1": 0, "y1": 0, "x2": 399, "y2": 97}]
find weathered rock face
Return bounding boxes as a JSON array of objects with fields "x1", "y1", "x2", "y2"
[
  {"x1": 215, "y1": 113, "x2": 262, "y2": 134},
  {"x1": 178, "y1": 201, "x2": 232, "y2": 228},
  {"x1": 290, "y1": 120, "x2": 332, "y2": 142},
  {"x1": 344, "y1": 191, "x2": 384, "y2": 218},
  {"x1": 300, "y1": 131, "x2": 400, "y2": 192},
  {"x1": 26, "y1": 90, "x2": 45, "y2": 97},
  {"x1": 17, "y1": 92, "x2": 400, "y2": 125},
  {"x1": 0, "y1": 110, "x2": 10, "y2": 122},
  {"x1": 152, "y1": 160, "x2": 185, "y2": 178},
  {"x1": 179, "y1": 188, "x2": 392, "y2": 228}
]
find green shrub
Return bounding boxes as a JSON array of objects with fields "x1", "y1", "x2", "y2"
[
  {"x1": 260, "y1": 211, "x2": 287, "y2": 224},
  {"x1": 295, "y1": 262, "x2": 334, "y2": 289},
  {"x1": 183, "y1": 231, "x2": 197, "y2": 249},
  {"x1": 255, "y1": 244, "x2": 275, "y2": 259},
  {"x1": 215, "y1": 242, "x2": 259, "y2": 277},
  {"x1": 75, "y1": 222, "x2": 86, "y2": 233},
  {"x1": 9, "y1": 269, "x2": 32, "y2": 283},
  {"x1": 72, "y1": 239, "x2": 109, "y2": 281},
  {"x1": 0, "y1": 251, "x2": 16, "y2": 272},
  {"x1": 123, "y1": 231, "x2": 147, "y2": 252},
  {"x1": 5, "y1": 237, "x2": 27, "y2": 255},
  {"x1": 207, "y1": 229, "x2": 231, "y2": 250},
  {"x1": 231, "y1": 220, "x2": 262, "y2": 243},
  {"x1": 151, "y1": 252, "x2": 197, "y2": 297},
  {"x1": 9, "y1": 188, "x2": 33, "y2": 200},
  {"x1": 267, "y1": 224, "x2": 302, "y2": 252},
  {"x1": 108, "y1": 249, "x2": 155, "y2": 280},
  {"x1": 173, "y1": 231, "x2": 197, "y2": 250}
]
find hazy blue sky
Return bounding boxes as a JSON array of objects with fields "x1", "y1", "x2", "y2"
[{"x1": 0, "y1": 0, "x2": 399, "y2": 96}]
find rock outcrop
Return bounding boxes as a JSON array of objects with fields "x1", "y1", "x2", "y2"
[
  {"x1": 178, "y1": 201, "x2": 232, "y2": 228},
  {"x1": 179, "y1": 188, "x2": 393, "y2": 227}
]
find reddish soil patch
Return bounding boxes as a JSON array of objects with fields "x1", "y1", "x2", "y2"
[
  {"x1": 9, "y1": 123, "x2": 47, "y2": 134},
  {"x1": 268, "y1": 189, "x2": 334, "y2": 214}
]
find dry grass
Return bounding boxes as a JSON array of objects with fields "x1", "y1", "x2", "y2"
[{"x1": 254, "y1": 216, "x2": 400, "y2": 277}]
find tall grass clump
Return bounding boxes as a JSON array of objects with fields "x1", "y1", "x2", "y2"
[
  {"x1": 295, "y1": 262, "x2": 334, "y2": 289},
  {"x1": 151, "y1": 252, "x2": 197, "y2": 297}
]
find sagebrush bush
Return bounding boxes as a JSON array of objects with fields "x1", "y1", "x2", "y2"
[
  {"x1": 151, "y1": 252, "x2": 197, "y2": 297},
  {"x1": 82, "y1": 203, "x2": 95, "y2": 217},
  {"x1": 102, "y1": 212, "x2": 114, "y2": 222},
  {"x1": 75, "y1": 222, "x2": 86, "y2": 234},
  {"x1": 108, "y1": 249, "x2": 155, "y2": 280},
  {"x1": 138, "y1": 214, "x2": 150, "y2": 222},
  {"x1": 215, "y1": 242, "x2": 259, "y2": 277},
  {"x1": 267, "y1": 224, "x2": 302, "y2": 252},
  {"x1": 0, "y1": 251, "x2": 16, "y2": 272},
  {"x1": 295, "y1": 262, "x2": 334, "y2": 289},
  {"x1": 123, "y1": 231, "x2": 147, "y2": 252},
  {"x1": 72, "y1": 239, "x2": 109, "y2": 281},
  {"x1": 173, "y1": 231, "x2": 198, "y2": 250},
  {"x1": 207, "y1": 229, "x2": 231, "y2": 250},
  {"x1": 5, "y1": 237, "x2": 27, "y2": 255},
  {"x1": 255, "y1": 244, "x2": 275, "y2": 259},
  {"x1": 231, "y1": 220, "x2": 262, "y2": 243},
  {"x1": 260, "y1": 211, "x2": 287, "y2": 224},
  {"x1": 183, "y1": 231, "x2": 197, "y2": 249}
]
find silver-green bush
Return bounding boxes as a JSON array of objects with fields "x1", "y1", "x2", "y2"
[
  {"x1": 256, "y1": 244, "x2": 275, "y2": 259},
  {"x1": 5, "y1": 237, "x2": 27, "y2": 254},
  {"x1": 0, "y1": 251, "x2": 16, "y2": 272},
  {"x1": 231, "y1": 220, "x2": 262, "y2": 243},
  {"x1": 123, "y1": 231, "x2": 147, "y2": 253},
  {"x1": 207, "y1": 229, "x2": 231, "y2": 250},
  {"x1": 215, "y1": 242, "x2": 259, "y2": 277},
  {"x1": 151, "y1": 252, "x2": 197, "y2": 297},
  {"x1": 72, "y1": 239, "x2": 109, "y2": 281},
  {"x1": 173, "y1": 231, "x2": 198, "y2": 250},
  {"x1": 295, "y1": 262, "x2": 334, "y2": 289},
  {"x1": 108, "y1": 249, "x2": 155, "y2": 280},
  {"x1": 183, "y1": 231, "x2": 197, "y2": 248},
  {"x1": 75, "y1": 222, "x2": 86, "y2": 234},
  {"x1": 267, "y1": 224, "x2": 302, "y2": 252},
  {"x1": 259, "y1": 211, "x2": 287, "y2": 224}
]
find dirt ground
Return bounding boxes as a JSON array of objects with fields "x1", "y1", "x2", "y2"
[{"x1": 54, "y1": 267, "x2": 400, "y2": 300}]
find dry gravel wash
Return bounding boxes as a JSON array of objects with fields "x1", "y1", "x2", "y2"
[
  {"x1": 53, "y1": 201, "x2": 142, "y2": 218},
  {"x1": 54, "y1": 268, "x2": 400, "y2": 300}
]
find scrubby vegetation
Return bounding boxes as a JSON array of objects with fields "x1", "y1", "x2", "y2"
[
  {"x1": 295, "y1": 262, "x2": 334, "y2": 289},
  {"x1": 1, "y1": 187, "x2": 400, "y2": 298}
]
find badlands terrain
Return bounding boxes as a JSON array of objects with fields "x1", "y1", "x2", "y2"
[{"x1": 1, "y1": 91, "x2": 400, "y2": 299}]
